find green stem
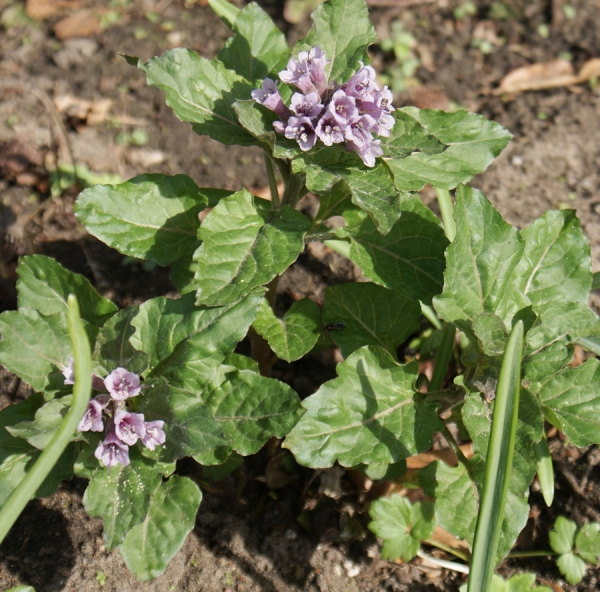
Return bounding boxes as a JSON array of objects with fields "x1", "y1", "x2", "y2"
[
  {"x1": 420, "y1": 302, "x2": 443, "y2": 330},
  {"x1": 280, "y1": 171, "x2": 306, "y2": 209},
  {"x1": 263, "y1": 152, "x2": 280, "y2": 211},
  {"x1": 0, "y1": 295, "x2": 91, "y2": 544},
  {"x1": 436, "y1": 188, "x2": 456, "y2": 242},
  {"x1": 592, "y1": 271, "x2": 600, "y2": 291},
  {"x1": 429, "y1": 322, "x2": 456, "y2": 392},
  {"x1": 424, "y1": 539, "x2": 470, "y2": 563},
  {"x1": 417, "y1": 549, "x2": 470, "y2": 575},
  {"x1": 305, "y1": 231, "x2": 339, "y2": 243},
  {"x1": 440, "y1": 423, "x2": 471, "y2": 469},
  {"x1": 507, "y1": 550, "x2": 558, "y2": 559}
]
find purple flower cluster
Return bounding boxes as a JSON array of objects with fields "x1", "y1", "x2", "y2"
[
  {"x1": 63, "y1": 360, "x2": 165, "y2": 468},
  {"x1": 251, "y1": 47, "x2": 394, "y2": 167}
]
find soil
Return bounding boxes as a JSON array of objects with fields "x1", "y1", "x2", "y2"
[{"x1": 1, "y1": 0, "x2": 600, "y2": 590}]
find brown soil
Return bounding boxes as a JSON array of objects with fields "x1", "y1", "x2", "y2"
[{"x1": 1, "y1": 0, "x2": 600, "y2": 590}]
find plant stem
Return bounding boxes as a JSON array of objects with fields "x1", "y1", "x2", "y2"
[
  {"x1": 429, "y1": 322, "x2": 456, "y2": 392},
  {"x1": 305, "y1": 230, "x2": 339, "y2": 243},
  {"x1": 263, "y1": 152, "x2": 280, "y2": 210},
  {"x1": 424, "y1": 539, "x2": 470, "y2": 563},
  {"x1": 280, "y1": 171, "x2": 306, "y2": 208},
  {"x1": 0, "y1": 295, "x2": 92, "y2": 544},
  {"x1": 417, "y1": 549, "x2": 470, "y2": 575},
  {"x1": 436, "y1": 188, "x2": 456, "y2": 242},
  {"x1": 420, "y1": 301, "x2": 443, "y2": 330},
  {"x1": 439, "y1": 423, "x2": 471, "y2": 469}
]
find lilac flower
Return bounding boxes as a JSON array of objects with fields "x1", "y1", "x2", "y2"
[
  {"x1": 114, "y1": 409, "x2": 146, "y2": 446},
  {"x1": 290, "y1": 92, "x2": 323, "y2": 119},
  {"x1": 251, "y1": 78, "x2": 291, "y2": 120},
  {"x1": 78, "y1": 395, "x2": 110, "y2": 433},
  {"x1": 142, "y1": 420, "x2": 166, "y2": 451},
  {"x1": 328, "y1": 90, "x2": 358, "y2": 125},
  {"x1": 345, "y1": 114, "x2": 377, "y2": 148},
  {"x1": 279, "y1": 56, "x2": 315, "y2": 94},
  {"x1": 302, "y1": 46, "x2": 329, "y2": 96},
  {"x1": 285, "y1": 116, "x2": 317, "y2": 151},
  {"x1": 95, "y1": 428, "x2": 130, "y2": 468},
  {"x1": 346, "y1": 137, "x2": 384, "y2": 168},
  {"x1": 62, "y1": 357, "x2": 75, "y2": 385},
  {"x1": 344, "y1": 63, "x2": 378, "y2": 101},
  {"x1": 104, "y1": 367, "x2": 141, "y2": 401},
  {"x1": 316, "y1": 111, "x2": 345, "y2": 146}
]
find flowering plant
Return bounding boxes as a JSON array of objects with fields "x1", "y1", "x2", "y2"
[{"x1": 1, "y1": 0, "x2": 600, "y2": 587}]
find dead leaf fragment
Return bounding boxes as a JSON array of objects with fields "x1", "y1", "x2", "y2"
[
  {"x1": 495, "y1": 58, "x2": 600, "y2": 95},
  {"x1": 54, "y1": 9, "x2": 100, "y2": 40},
  {"x1": 26, "y1": 0, "x2": 79, "y2": 20},
  {"x1": 54, "y1": 94, "x2": 112, "y2": 125}
]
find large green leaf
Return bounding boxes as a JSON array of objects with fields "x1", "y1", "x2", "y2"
[
  {"x1": 294, "y1": 0, "x2": 377, "y2": 83},
  {"x1": 383, "y1": 108, "x2": 512, "y2": 192},
  {"x1": 252, "y1": 297, "x2": 322, "y2": 362},
  {"x1": 419, "y1": 457, "x2": 529, "y2": 561},
  {"x1": 537, "y1": 358, "x2": 600, "y2": 447},
  {"x1": 293, "y1": 148, "x2": 401, "y2": 234},
  {"x1": 81, "y1": 450, "x2": 165, "y2": 550},
  {"x1": 138, "y1": 49, "x2": 255, "y2": 146},
  {"x1": 16, "y1": 255, "x2": 116, "y2": 327},
  {"x1": 523, "y1": 301, "x2": 600, "y2": 382},
  {"x1": 137, "y1": 380, "x2": 228, "y2": 463},
  {"x1": 193, "y1": 190, "x2": 309, "y2": 307},
  {"x1": 512, "y1": 210, "x2": 591, "y2": 309},
  {"x1": 284, "y1": 346, "x2": 440, "y2": 468},
  {"x1": 131, "y1": 291, "x2": 263, "y2": 392},
  {"x1": 322, "y1": 282, "x2": 420, "y2": 359},
  {"x1": 368, "y1": 494, "x2": 435, "y2": 562},
  {"x1": 202, "y1": 368, "x2": 303, "y2": 455},
  {"x1": 92, "y1": 305, "x2": 149, "y2": 377},
  {"x1": 433, "y1": 186, "x2": 524, "y2": 334},
  {"x1": 217, "y1": 2, "x2": 289, "y2": 81},
  {"x1": 75, "y1": 174, "x2": 211, "y2": 265},
  {"x1": 0, "y1": 310, "x2": 71, "y2": 392},
  {"x1": 347, "y1": 203, "x2": 448, "y2": 304},
  {"x1": 0, "y1": 395, "x2": 75, "y2": 506},
  {"x1": 119, "y1": 476, "x2": 202, "y2": 581}
]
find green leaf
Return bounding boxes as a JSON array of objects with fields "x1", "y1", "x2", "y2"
[
  {"x1": 538, "y1": 358, "x2": 600, "y2": 447},
  {"x1": 512, "y1": 210, "x2": 591, "y2": 309},
  {"x1": 119, "y1": 476, "x2": 202, "y2": 581},
  {"x1": 138, "y1": 49, "x2": 255, "y2": 146},
  {"x1": 202, "y1": 368, "x2": 303, "y2": 455},
  {"x1": 549, "y1": 515, "x2": 577, "y2": 555},
  {"x1": 217, "y1": 2, "x2": 289, "y2": 81},
  {"x1": 0, "y1": 395, "x2": 75, "y2": 506},
  {"x1": 556, "y1": 552, "x2": 587, "y2": 585},
  {"x1": 234, "y1": 100, "x2": 302, "y2": 159},
  {"x1": 16, "y1": 255, "x2": 117, "y2": 327},
  {"x1": 293, "y1": 148, "x2": 402, "y2": 234},
  {"x1": 82, "y1": 450, "x2": 164, "y2": 550},
  {"x1": 523, "y1": 301, "x2": 600, "y2": 381},
  {"x1": 0, "y1": 310, "x2": 71, "y2": 392},
  {"x1": 472, "y1": 313, "x2": 508, "y2": 357},
  {"x1": 193, "y1": 190, "x2": 310, "y2": 307},
  {"x1": 8, "y1": 396, "x2": 75, "y2": 450},
  {"x1": 433, "y1": 186, "x2": 524, "y2": 334},
  {"x1": 348, "y1": 205, "x2": 449, "y2": 304},
  {"x1": 368, "y1": 494, "x2": 435, "y2": 561},
  {"x1": 92, "y1": 305, "x2": 149, "y2": 377},
  {"x1": 419, "y1": 457, "x2": 529, "y2": 561},
  {"x1": 322, "y1": 282, "x2": 420, "y2": 359},
  {"x1": 284, "y1": 346, "x2": 440, "y2": 468},
  {"x1": 252, "y1": 298, "x2": 321, "y2": 362},
  {"x1": 383, "y1": 108, "x2": 512, "y2": 192},
  {"x1": 137, "y1": 381, "x2": 228, "y2": 464},
  {"x1": 131, "y1": 291, "x2": 263, "y2": 391},
  {"x1": 75, "y1": 174, "x2": 210, "y2": 265},
  {"x1": 461, "y1": 573, "x2": 553, "y2": 592},
  {"x1": 576, "y1": 522, "x2": 600, "y2": 564},
  {"x1": 294, "y1": 0, "x2": 377, "y2": 83},
  {"x1": 5, "y1": 585, "x2": 36, "y2": 592}
]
